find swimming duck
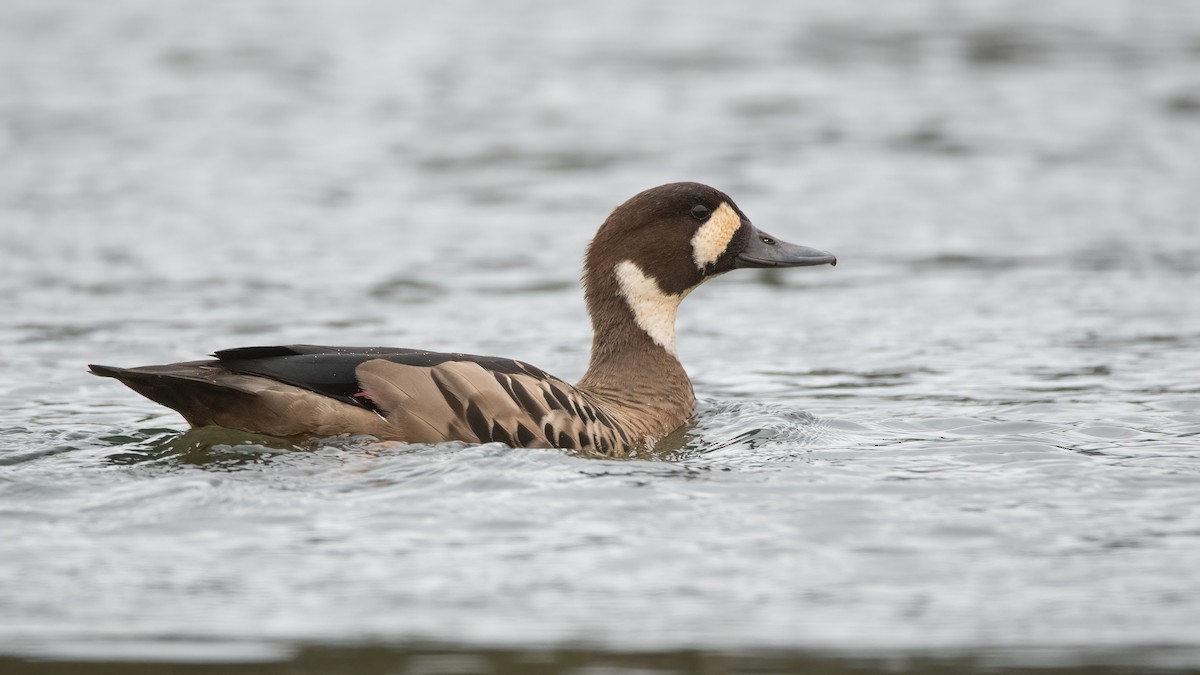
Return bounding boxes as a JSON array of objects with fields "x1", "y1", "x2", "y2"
[{"x1": 90, "y1": 182, "x2": 835, "y2": 456}]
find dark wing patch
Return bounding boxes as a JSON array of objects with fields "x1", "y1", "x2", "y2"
[
  {"x1": 515, "y1": 424, "x2": 537, "y2": 446},
  {"x1": 214, "y1": 344, "x2": 430, "y2": 360},
  {"x1": 490, "y1": 422, "x2": 514, "y2": 447},
  {"x1": 465, "y1": 401, "x2": 490, "y2": 441},
  {"x1": 547, "y1": 385, "x2": 572, "y2": 411},
  {"x1": 509, "y1": 379, "x2": 545, "y2": 417},
  {"x1": 556, "y1": 431, "x2": 575, "y2": 450},
  {"x1": 593, "y1": 406, "x2": 614, "y2": 427},
  {"x1": 571, "y1": 399, "x2": 589, "y2": 421},
  {"x1": 513, "y1": 361, "x2": 552, "y2": 380},
  {"x1": 211, "y1": 344, "x2": 557, "y2": 412},
  {"x1": 542, "y1": 389, "x2": 564, "y2": 411},
  {"x1": 493, "y1": 372, "x2": 517, "y2": 400},
  {"x1": 431, "y1": 370, "x2": 466, "y2": 416}
]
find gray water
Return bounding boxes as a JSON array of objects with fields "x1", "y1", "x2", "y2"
[{"x1": 2, "y1": 1, "x2": 1199, "y2": 672}]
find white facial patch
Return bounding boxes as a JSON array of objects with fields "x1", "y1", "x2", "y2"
[
  {"x1": 690, "y1": 202, "x2": 741, "y2": 269},
  {"x1": 614, "y1": 260, "x2": 689, "y2": 355}
]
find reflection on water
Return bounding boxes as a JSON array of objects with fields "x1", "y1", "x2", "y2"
[
  {"x1": 4, "y1": 644, "x2": 1199, "y2": 675},
  {"x1": 2, "y1": 0, "x2": 1199, "y2": 672},
  {"x1": 103, "y1": 426, "x2": 304, "y2": 467}
]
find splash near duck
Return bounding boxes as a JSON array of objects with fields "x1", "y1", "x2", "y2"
[{"x1": 90, "y1": 182, "x2": 836, "y2": 456}]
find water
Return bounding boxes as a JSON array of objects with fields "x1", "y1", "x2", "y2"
[{"x1": 2, "y1": 0, "x2": 1199, "y2": 672}]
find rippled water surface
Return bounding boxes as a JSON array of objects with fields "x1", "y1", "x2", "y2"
[{"x1": 3, "y1": 1, "x2": 1199, "y2": 672}]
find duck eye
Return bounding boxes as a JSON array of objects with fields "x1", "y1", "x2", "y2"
[
  {"x1": 760, "y1": 236, "x2": 776, "y2": 245},
  {"x1": 690, "y1": 204, "x2": 709, "y2": 220}
]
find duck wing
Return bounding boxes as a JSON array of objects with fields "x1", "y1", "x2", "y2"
[
  {"x1": 93, "y1": 344, "x2": 627, "y2": 453},
  {"x1": 354, "y1": 355, "x2": 626, "y2": 453}
]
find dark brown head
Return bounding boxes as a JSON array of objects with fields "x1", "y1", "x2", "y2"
[{"x1": 582, "y1": 182, "x2": 835, "y2": 357}]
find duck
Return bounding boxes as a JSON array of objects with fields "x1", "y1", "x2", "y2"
[{"x1": 90, "y1": 182, "x2": 835, "y2": 456}]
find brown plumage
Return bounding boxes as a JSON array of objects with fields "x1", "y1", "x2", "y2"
[{"x1": 90, "y1": 183, "x2": 836, "y2": 456}]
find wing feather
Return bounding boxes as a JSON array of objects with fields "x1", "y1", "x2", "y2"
[
  {"x1": 355, "y1": 360, "x2": 451, "y2": 442},
  {"x1": 356, "y1": 356, "x2": 632, "y2": 454}
]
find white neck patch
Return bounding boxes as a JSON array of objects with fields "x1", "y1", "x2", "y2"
[
  {"x1": 614, "y1": 260, "x2": 688, "y2": 355},
  {"x1": 690, "y1": 202, "x2": 742, "y2": 269}
]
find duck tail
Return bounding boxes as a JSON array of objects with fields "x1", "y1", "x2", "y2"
[{"x1": 88, "y1": 362, "x2": 254, "y2": 428}]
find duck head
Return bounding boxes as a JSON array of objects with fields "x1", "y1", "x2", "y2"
[{"x1": 583, "y1": 182, "x2": 835, "y2": 358}]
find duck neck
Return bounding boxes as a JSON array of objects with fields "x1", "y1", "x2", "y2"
[{"x1": 577, "y1": 261, "x2": 696, "y2": 436}]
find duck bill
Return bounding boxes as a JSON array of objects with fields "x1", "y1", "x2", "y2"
[{"x1": 733, "y1": 225, "x2": 837, "y2": 269}]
